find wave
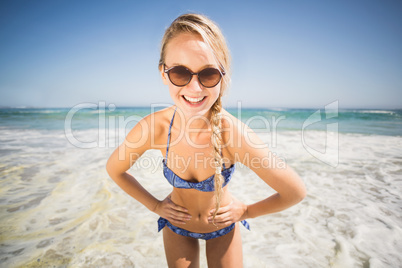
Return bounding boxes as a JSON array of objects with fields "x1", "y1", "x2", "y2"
[{"x1": 352, "y1": 109, "x2": 400, "y2": 115}]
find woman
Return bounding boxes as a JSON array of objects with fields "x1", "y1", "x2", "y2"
[{"x1": 106, "y1": 13, "x2": 306, "y2": 267}]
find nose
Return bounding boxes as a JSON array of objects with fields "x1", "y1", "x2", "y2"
[{"x1": 186, "y1": 74, "x2": 203, "y2": 92}]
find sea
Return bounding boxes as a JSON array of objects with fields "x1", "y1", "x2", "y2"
[{"x1": 0, "y1": 103, "x2": 401, "y2": 267}]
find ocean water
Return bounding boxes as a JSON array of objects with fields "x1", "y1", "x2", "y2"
[{"x1": 0, "y1": 105, "x2": 401, "y2": 267}]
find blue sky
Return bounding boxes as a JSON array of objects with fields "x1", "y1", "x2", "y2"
[{"x1": 0, "y1": 0, "x2": 401, "y2": 109}]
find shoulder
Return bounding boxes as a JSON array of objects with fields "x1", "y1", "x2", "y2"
[
  {"x1": 220, "y1": 108, "x2": 268, "y2": 163},
  {"x1": 125, "y1": 106, "x2": 177, "y2": 149},
  {"x1": 142, "y1": 106, "x2": 176, "y2": 132},
  {"x1": 220, "y1": 108, "x2": 251, "y2": 144}
]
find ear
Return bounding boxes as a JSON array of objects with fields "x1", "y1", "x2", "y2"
[{"x1": 159, "y1": 65, "x2": 169, "y2": 85}]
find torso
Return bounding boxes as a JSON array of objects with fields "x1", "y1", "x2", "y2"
[{"x1": 153, "y1": 106, "x2": 237, "y2": 233}]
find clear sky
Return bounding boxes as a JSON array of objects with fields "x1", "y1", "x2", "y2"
[{"x1": 0, "y1": 0, "x2": 401, "y2": 109}]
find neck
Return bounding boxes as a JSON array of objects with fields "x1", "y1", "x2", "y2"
[{"x1": 174, "y1": 108, "x2": 215, "y2": 132}]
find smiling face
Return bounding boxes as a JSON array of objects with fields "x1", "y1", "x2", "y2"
[{"x1": 160, "y1": 33, "x2": 222, "y2": 118}]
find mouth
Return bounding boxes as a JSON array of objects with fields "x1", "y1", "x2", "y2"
[{"x1": 182, "y1": 95, "x2": 207, "y2": 105}]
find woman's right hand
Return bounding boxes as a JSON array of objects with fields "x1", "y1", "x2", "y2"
[{"x1": 154, "y1": 195, "x2": 192, "y2": 225}]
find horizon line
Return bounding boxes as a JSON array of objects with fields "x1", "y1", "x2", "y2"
[{"x1": 0, "y1": 104, "x2": 401, "y2": 110}]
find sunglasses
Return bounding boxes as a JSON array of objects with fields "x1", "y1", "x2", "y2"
[{"x1": 164, "y1": 64, "x2": 225, "y2": 88}]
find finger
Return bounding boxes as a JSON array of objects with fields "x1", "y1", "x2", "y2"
[
  {"x1": 220, "y1": 220, "x2": 233, "y2": 227},
  {"x1": 167, "y1": 199, "x2": 189, "y2": 213},
  {"x1": 212, "y1": 200, "x2": 234, "y2": 214},
  {"x1": 170, "y1": 210, "x2": 192, "y2": 221},
  {"x1": 172, "y1": 204, "x2": 189, "y2": 214},
  {"x1": 167, "y1": 211, "x2": 192, "y2": 223},
  {"x1": 168, "y1": 217, "x2": 187, "y2": 225},
  {"x1": 216, "y1": 216, "x2": 234, "y2": 226},
  {"x1": 208, "y1": 219, "x2": 232, "y2": 229},
  {"x1": 208, "y1": 213, "x2": 231, "y2": 225},
  {"x1": 208, "y1": 213, "x2": 224, "y2": 221},
  {"x1": 210, "y1": 205, "x2": 230, "y2": 216}
]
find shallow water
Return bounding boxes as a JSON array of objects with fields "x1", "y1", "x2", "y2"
[{"x1": 1, "y1": 108, "x2": 402, "y2": 267}]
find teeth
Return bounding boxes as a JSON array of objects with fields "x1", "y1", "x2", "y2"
[{"x1": 183, "y1": 96, "x2": 205, "y2": 103}]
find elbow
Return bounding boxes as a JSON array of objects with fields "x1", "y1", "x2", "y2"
[
  {"x1": 284, "y1": 181, "x2": 306, "y2": 206},
  {"x1": 297, "y1": 189, "x2": 307, "y2": 203},
  {"x1": 106, "y1": 158, "x2": 126, "y2": 182},
  {"x1": 293, "y1": 184, "x2": 307, "y2": 204}
]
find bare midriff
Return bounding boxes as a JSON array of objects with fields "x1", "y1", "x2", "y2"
[{"x1": 170, "y1": 186, "x2": 233, "y2": 233}]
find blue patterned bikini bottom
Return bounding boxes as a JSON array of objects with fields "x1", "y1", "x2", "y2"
[{"x1": 158, "y1": 217, "x2": 250, "y2": 240}]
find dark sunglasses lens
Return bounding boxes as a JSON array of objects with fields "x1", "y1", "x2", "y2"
[
  {"x1": 199, "y1": 68, "x2": 221, "y2": 87},
  {"x1": 168, "y1": 66, "x2": 191, "y2": 86}
]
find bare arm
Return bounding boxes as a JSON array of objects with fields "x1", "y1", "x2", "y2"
[
  {"x1": 106, "y1": 112, "x2": 191, "y2": 224},
  {"x1": 106, "y1": 114, "x2": 160, "y2": 211},
  {"x1": 236, "y1": 123, "x2": 306, "y2": 219},
  {"x1": 210, "y1": 116, "x2": 306, "y2": 225}
]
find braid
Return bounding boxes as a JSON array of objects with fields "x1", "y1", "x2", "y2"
[{"x1": 211, "y1": 96, "x2": 224, "y2": 224}]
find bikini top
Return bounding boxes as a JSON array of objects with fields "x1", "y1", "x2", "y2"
[{"x1": 162, "y1": 108, "x2": 235, "y2": 192}]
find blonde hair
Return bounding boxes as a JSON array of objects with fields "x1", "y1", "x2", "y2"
[{"x1": 159, "y1": 13, "x2": 231, "y2": 223}]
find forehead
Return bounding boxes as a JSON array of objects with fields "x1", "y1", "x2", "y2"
[{"x1": 165, "y1": 33, "x2": 218, "y2": 68}]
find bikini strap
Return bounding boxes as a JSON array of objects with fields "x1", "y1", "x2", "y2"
[
  {"x1": 165, "y1": 107, "x2": 177, "y2": 161},
  {"x1": 165, "y1": 107, "x2": 227, "y2": 169}
]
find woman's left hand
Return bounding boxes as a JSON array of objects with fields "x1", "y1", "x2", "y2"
[{"x1": 208, "y1": 197, "x2": 248, "y2": 227}]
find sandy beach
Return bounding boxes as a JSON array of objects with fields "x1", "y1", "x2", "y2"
[{"x1": 1, "y1": 108, "x2": 401, "y2": 267}]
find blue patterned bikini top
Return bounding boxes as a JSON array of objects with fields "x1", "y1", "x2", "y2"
[{"x1": 162, "y1": 108, "x2": 235, "y2": 192}]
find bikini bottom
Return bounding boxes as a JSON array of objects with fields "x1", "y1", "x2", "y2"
[{"x1": 158, "y1": 217, "x2": 250, "y2": 240}]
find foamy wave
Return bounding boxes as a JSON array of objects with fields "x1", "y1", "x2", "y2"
[
  {"x1": 1, "y1": 128, "x2": 402, "y2": 267},
  {"x1": 356, "y1": 109, "x2": 395, "y2": 115}
]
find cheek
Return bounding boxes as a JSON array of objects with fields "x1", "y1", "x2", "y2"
[
  {"x1": 210, "y1": 86, "x2": 221, "y2": 101},
  {"x1": 168, "y1": 86, "x2": 180, "y2": 99}
]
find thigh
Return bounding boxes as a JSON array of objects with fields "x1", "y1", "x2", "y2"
[
  {"x1": 163, "y1": 226, "x2": 200, "y2": 268},
  {"x1": 205, "y1": 223, "x2": 243, "y2": 268}
]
